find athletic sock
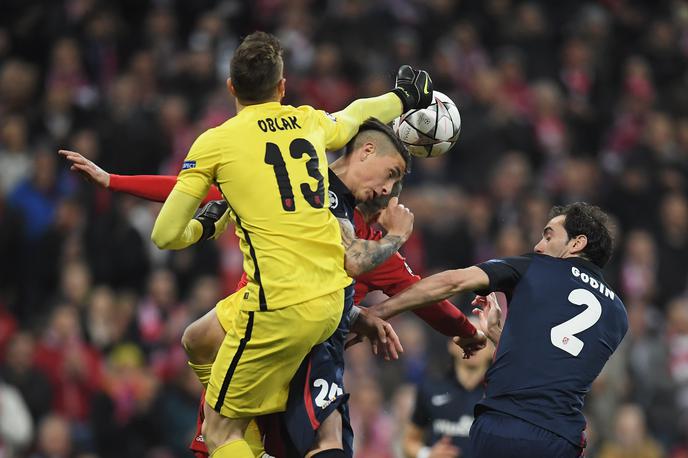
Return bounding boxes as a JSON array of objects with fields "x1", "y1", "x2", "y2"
[{"x1": 245, "y1": 420, "x2": 265, "y2": 457}]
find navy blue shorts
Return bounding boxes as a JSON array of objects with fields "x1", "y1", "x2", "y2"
[
  {"x1": 263, "y1": 284, "x2": 355, "y2": 458},
  {"x1": 470, "y1": 410, "x2": 583, "y2": 458}
]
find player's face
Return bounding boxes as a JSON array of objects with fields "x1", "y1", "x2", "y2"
[
  {"x1": 351, "y1": 149, "x2": 406, "y2": 202},
  {"x1": 534, "y1": 215, "x2": 578, "y2": 258}
]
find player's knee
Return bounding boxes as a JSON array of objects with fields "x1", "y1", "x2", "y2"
[{"x1": 182, "y1": 323, "x2": 214, "y2": 363}]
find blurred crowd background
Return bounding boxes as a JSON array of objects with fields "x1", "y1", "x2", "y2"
[{"x1": 0, "y1": 0, "x2": 687, "y2": 457}]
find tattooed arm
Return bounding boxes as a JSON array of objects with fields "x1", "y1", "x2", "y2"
[
  {"x1": 339, "y1": 218, "x2": 406, "y2": 276},
  {"x1": 338, "y1": 197, "x2": 414, "y2": 276}
]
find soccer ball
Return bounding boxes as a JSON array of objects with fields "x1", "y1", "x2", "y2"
[{"x1": 393, "y1": 91, "x2": 461, "y2": 157}]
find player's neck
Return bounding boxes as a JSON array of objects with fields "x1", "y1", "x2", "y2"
[
  {"x1": 234, "y1": 95, "x2": 282, "y2": 113},
  {"x1": 329, "y1": 157, "x2": 354, "y2": 192}
]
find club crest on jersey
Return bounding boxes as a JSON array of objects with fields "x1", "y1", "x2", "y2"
[
  {"x1": 329, "y1": 190, "x2": 339, "y2": 209},
  {"x1": 182, "y1": 160, "x2": 196, "y2": 170}
]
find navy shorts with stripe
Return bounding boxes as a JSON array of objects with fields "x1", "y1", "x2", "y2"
[
  {"x1": 470, "y1": 409, "x2": 584, "y2": 458},
  {"x1": 277, "y1": 284, "x2": 355, "y2": 457}
]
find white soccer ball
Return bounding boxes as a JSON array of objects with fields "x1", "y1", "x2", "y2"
[{"x1": 393, "y1": 90, "x2": 461, "y2": 157}]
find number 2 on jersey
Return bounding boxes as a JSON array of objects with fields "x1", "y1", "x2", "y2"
[
  {"x1": 550, "y1": 288, "x2": 602, "y2": 357},
  {"x1": 264, "y1": 138, "x2": 325, "y2": 211}
]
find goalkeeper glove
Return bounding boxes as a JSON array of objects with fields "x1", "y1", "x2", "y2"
[
  {"x1": 194, "y1": 200, "x2": 228, "y2": 241},
  {"x1": 392, "y1": 65, "x2": 434, "y2": 113}
]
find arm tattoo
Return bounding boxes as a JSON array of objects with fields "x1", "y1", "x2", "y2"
[{"x1": 338, "y1": 218, "x2": 404, "y2": 276}]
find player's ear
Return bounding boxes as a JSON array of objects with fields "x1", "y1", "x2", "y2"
[
  {"x1": 570, "y1": 234, "x2": 588, "y2": 255},
  {"x1": 227, "y1": 78, "x2": 237, "y2": 97},
  {"x1": 277, "y1": 78, "x2": 286, "y2": 100},
  {"x1": 361, "y1": 142, "x2": 375, "y2": 160}
]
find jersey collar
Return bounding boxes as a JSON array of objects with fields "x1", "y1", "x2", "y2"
[
  {"x1": 567, "y1": 256, "x2": 604, "y2": 278},
  {"x1": 328, "y1": 169, "x2": 356, "y2": 209}
]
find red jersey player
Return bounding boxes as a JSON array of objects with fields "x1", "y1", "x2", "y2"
[{"x1": 59, "y1": 149, "x2": 484, "y2": 456}]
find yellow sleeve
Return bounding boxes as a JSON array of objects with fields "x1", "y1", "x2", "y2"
[
  {"x1": 321, "y1": 92, "x2": 403, "y2": 151},
  {"x1": 175, "y1": 129, "x2": 221, "y2": 200},
  {"x1": 151, "y1": 188, "x2": 205, "y2": 249},
  {"x1": 151, "y1": 128, "x2": 223, "y2": 250}
]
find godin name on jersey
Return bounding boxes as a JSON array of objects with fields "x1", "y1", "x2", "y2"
[{"x1": 571, "y1": 266, "x2": 615, "y2": 300}]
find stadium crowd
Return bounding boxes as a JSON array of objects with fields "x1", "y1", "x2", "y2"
[{"x1": 0, "y1": 0, "x2": 687, "y2": 456}]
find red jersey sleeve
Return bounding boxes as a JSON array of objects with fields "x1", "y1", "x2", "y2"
[
  {"x1": 353, "y1": 210, "x2": 476, "y2": 338},
  {"x1": 109, "y1": 174, "x2": 224, "y2": 205}
]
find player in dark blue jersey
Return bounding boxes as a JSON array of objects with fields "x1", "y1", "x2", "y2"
[
  {"x1": 404, "y1": 330, "x2": 493, "y2": 458},
  {"x1": 371, "y1": 202, "x2": 629, "y2": 458}
]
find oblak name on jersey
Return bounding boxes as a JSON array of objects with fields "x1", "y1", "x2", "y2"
[{"x1": 257, "y1": 116, "x2": 301, "y2": 132}]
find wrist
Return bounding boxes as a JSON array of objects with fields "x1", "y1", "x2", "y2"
[
  {"x1": 107, "y1": 173, "x2": 119, "y2": 189},
  {"x1": 383, "y1": 232, "x2": 406, "y2": 245},
  {"x1": 391, "y1": 88, "x2": 412, "y2": 113},
  {"x1": 348, "y1": 305, "x2": 362, "y2": 326},
  {"x1": 487, "y1": 328, "x2": 502, "y2": 345},
  {"x1": 194, "y1": 215, "x2": 216, "y2": 241}
]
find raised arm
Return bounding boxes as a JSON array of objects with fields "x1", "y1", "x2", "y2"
[
  {"x1": 337, "y1": 197, "x2": 413, "y2": 277},
  {"x1": 322, "y1": 65, "x2": 433, "y2": 150}
]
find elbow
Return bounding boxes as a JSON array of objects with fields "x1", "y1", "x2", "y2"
[
  {"x1": 443, "y1": 269, "x2": 469, "y2": 296},
  {"x1": 344, "y1": 259, "x2": 364, "y2": 278},
  {"x1": 151, "y1": 225, "x2": 175, "y2": 250}
]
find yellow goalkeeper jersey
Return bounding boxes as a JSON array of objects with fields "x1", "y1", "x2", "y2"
[{"x1": 173, "y1": 94, "x2": 402, "y2": 311}]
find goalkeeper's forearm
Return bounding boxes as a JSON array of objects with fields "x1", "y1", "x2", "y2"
[
  {"x1": 151, "y1": 188, "x2": 204, "y2": 249},
  {"x1": 328, "y1": 93, "x2": 403, "y2": 150}
]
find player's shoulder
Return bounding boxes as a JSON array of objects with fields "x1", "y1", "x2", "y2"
[{"x1": 294, "y1": 104, "x2": 337, "y2": 123}]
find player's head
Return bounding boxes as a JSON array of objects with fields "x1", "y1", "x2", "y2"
[
  {"x1": 356, "y1": 180, "x2": 403, "y2": 223},
  {"x1": 344, "y1": 118, "x2": 410, "y2": 202},
  {"x1": 534, "y1": 202, "x2": 613, "y2": 267},
  {"x1": 228, "y1": 31, "x2": 285, "y2": 105}
]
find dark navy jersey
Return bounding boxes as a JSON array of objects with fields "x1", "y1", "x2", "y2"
[
  {"x1": 328, "y1": 169, "x2": 356, "y2": 224},
  {"x1": 475, "y1": 253, "x2": 628, "y2": 447},
  {"x1": 412, "y1": 371, "x2": 483, "y2": 457}
]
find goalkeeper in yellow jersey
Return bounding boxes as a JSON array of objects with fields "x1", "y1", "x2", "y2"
[{"x1": 150, "y1": 31, "x2": 433, "y2": 458}]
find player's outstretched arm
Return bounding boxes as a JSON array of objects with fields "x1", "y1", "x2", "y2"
[
  {"x1": 323, "y1": 65, "x2": 433, "y2": 150},
  {"x1": 338, "y1": 198, "x2": 413, "y2": 277},
  {"x1": 58, "y1": 150, "x2": 224, "y2": 204},
  {"x1": 371, "y1": 266, "x2": 490, "y2": 320},
  {"x1": 59, "y1": 150, "x2": 111, "y2": 187}
]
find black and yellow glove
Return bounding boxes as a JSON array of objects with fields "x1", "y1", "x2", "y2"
[
  {"x1": 392, "y1": 65, "x2": 434, "y2": 112},
  {"x1": 194, "y1": 200, "x2": 228, "y2": 241}
]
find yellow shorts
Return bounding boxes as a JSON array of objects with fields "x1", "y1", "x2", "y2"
[{"x1": 206, "y1": 286, "x2": 344, "y2": 418}]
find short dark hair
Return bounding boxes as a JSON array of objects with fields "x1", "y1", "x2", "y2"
[
  {"x1": 346, "y1": 118, "x2": 411, "y2": 173},
  {"x1": 548, "y1": 202, "x2": 614, "y2": 268},
  {"x1": 230, "y1": 31, "x2": 283, "y2": 103}
]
